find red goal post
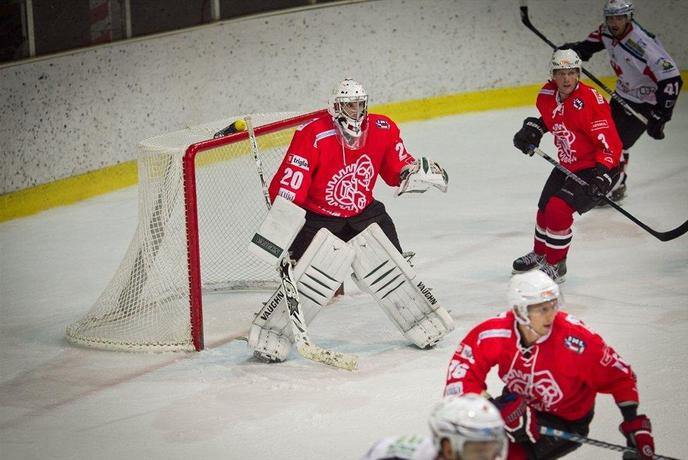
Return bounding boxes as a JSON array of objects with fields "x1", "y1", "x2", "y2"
[{"x1": 66, "y1": 109, "x2": 327, "y2": 352}]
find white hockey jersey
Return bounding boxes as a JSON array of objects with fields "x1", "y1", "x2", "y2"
[
  {"x1": 361, "y1": 435, "x2": 437, "y2": 460},
  {"x1": 585, "y1": 22, "x2": 681, "y2": 105}
]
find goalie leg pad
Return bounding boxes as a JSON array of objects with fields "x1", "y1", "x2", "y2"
[
  {"x1": 350, "y1": 223, "x2": 454, "y2": 348},
  {"x1": 248, "y1": 228, "x2": 355, "y2": 362}
]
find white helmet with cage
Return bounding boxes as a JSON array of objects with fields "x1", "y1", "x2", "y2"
[
  {"x1": 327, "y1": 78, "x2": 369, "y2": 148},
  {"x1": 428, "y1": 394, "x2": 507, "y2": 460},
  {"x1": 508, "y1": 270, "x2": 560, "y2": 326},
  {"x1": 549, "y1": 48, "x2": 582, "y2": 78},
  {"x1": 604, "y1": 0, "x2": 634, "y2": 18}
]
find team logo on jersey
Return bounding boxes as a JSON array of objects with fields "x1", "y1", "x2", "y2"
[
  {"x1": 325, "y1": 154, "x2": 374, "y2": 212},
  {"x1": 552, "y1": 123, "x2": 577, "y2": 164},
  {"x1": 573, "y1": 98, "x2": 584, "y2": 110},
  {"x1": 288, "y1": 154, "x2": 310, "y2": 170},
  {"x1": 375, "y1": 119, "x2": 390, "y2": 129},
  {"x1": 564, "y1": 335, "x2": 586, "y2": 354},
  {"x1": 504, "y1": 368, "x2": 563, "y2": 411}
]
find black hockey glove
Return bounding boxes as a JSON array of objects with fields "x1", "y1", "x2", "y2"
[
  {"x1": 513, "y1": 117, "x2": 547, "y2": 156},
  {"x1": 588, "y1": 164, "x2": 613, "y2": 198},
  {"x1": 558, "y1": 41, "x2": 597, "y2": 61},
  {"x1": 646, "y1": 109, "x2": 669, "y2": 140}
]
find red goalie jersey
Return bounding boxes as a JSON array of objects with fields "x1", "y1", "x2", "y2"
[
  {"x1": 537, "y1": 80, "x2": 622, "y2": 172},
  {"x1": 268, "y1": 113, "x2": 415, "y2": 217},
  {"x1": 444, "y1": 311, "x2": 639, "y2": 421}
]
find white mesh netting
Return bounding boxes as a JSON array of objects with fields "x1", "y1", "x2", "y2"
[{"x1": 66, "y1": 111, "x2": 320, "y2": 351}]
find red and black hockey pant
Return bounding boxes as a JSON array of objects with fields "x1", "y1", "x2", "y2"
[
  {"x1": 288, "y1": 200, "x2": 402, "y2": 261},
  {"x1": 533, "y1": 167, "x2": 619, "y2": 265}
]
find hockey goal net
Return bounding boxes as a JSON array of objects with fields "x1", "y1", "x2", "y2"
[{"x1": 66, "y1": 109, "x2": 326, "y2": 352}]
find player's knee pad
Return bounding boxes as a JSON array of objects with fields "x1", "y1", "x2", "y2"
[
  {"x1": 248, "y1": 228, "x2": 355, "y2": 362},
  {"x1": 350, "y1": 223, "x2": 454, "y2": 348}
]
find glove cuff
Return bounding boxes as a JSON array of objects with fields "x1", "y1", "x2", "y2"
[
  {"x1": 620, "y1": 414, "x2": 652, "y2": 434},
  {"x1": 525, "y1": 117, "x2": 547, "y2": 135}
]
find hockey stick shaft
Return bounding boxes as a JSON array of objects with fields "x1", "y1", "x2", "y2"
[
  {"x1": 531, "y1": 147, "x2": 688, "y2": 242},
  {"x1": 245, "y1": 116, "x2": 357, "y2": 370},
  {"x1": 540, "y1": 426, "x2": 680, "y2": 460},
  {"x1": 519, "y1": 0, "x2": 648, "y2": 125}
]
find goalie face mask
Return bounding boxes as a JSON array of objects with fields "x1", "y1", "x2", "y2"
[{"x1": 328, "y1": 78, "x2": 369, "y2": 149}]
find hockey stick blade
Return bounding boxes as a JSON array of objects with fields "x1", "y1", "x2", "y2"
[
  {"x1": 280, "y1": 258, "x2": 359, "y2": 371},
  {"x1": 540, "y1": 426, "x2": 680, "y2": 460},
  {"x1": 531, "y1": 147, "x2": 688, "y2": 242},
  {"x1": 519, "y1": 1, "x2": 647, "y2": 124},
  {"x1": 297, "y1": 344, "x2": 358, "y2": 371}
]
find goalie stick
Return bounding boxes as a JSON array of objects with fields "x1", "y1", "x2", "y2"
[
  {"x1": 530, "y1": 146, "x2": 688, "y2": 242},
  {"x1": 245, "y1": 116, "x2": 358, "y2": 371},
  {"x1": 540, "y1": 426, "x2": 680, "y2": 460},
  {"x1": 519, "y1": 0, "x2": 650, "y2": 128}
]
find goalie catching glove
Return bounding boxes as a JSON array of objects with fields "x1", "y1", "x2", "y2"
[{"x1": 396, "y1": 157, "x2": 448, "y2": 196}]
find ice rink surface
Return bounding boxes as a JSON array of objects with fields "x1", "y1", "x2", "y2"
[{"x1": 1, "y1": 101, "x2": 687, "y2": 459}]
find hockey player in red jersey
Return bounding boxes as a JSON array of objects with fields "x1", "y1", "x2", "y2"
[
  {"x1": 511, "y1": 49, "x2": 622, "y2": 282},
  {"x1": 266, "y1": 78, "x2": 448, "y2": 260},
  {"x1": 248, "y1": 79, "x2": 453, "y2": 363},
  {"x1": 444, "y1": 271, "x2": 656, "y2": 460},
  {"x1": 560, "y1": 0, "x2": 683, "y2": 202}
]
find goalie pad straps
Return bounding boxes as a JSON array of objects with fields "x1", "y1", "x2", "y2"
[
  {"x1": 350, "y1": 223, "x2": 454, "y2": 348},
  {"x1": 248, "y1": 228, "x2": 355, "y2": 361}
]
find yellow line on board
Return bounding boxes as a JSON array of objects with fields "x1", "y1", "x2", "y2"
[
  {"x1": 1, "y1": 162, "x2": 138, "y2": 222},
  {"x1": 1, "y1": 71, "x2": 685, "y2": 223}
]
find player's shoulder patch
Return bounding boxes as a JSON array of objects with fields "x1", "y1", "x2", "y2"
[
  {"x1": 656, "y1": 56, "x2": 676, "y2": 73},
  {"x1": 564, "y1": 335, "x2": 586, "y2": 354},
  {"x1": 375, "y1": 118, "x2": 390, "y2": 129}
]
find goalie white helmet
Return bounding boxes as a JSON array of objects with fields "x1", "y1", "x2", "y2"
[
  {"x1": 549, "y1": 48, "x2": 582, "y2": 77},
  {"x1": 429, "y1": 394, "x2": 507, "y2": 460},
  {"x1": 604, "y1": 0, "x2": 634, "y2": 18},
  {"x1": 327, "y1": 78, "x2": 368, "y2": 149},
  {"x1": 508, "y1": 271, "x2": 560, "y2": 326}
]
